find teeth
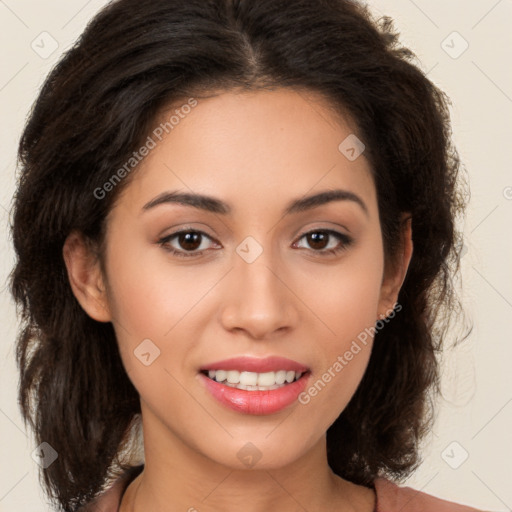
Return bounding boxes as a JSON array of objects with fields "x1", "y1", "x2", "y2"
[
  {"x1": 205, "y1": 369, "x2": 304, "y2": 389},
  {"x1": 239, "y1": 371, "x2": 258, "y2": 386},
  {"x1": 226, "y1": 370, "x2": 240, "y2": 383},
  {"x1": 275, "y1": 370, "x2": 286, "y2": 385},
  {"x1": 258, "y1": 371, "x2": 275, "y2": 387},
  {"x1": 214, "y1": 370, "x2": 227, "y2": 382},
  {"x1": 224, "y1": 382, "x2": 281, "y2": 391},
  {"x1": 286, "y1": 371, "x2": 296, "y2": 383}
]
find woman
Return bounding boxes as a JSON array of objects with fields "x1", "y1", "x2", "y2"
[{"x1": 10, "y1": 0, "x2": 485, "y2": 511}]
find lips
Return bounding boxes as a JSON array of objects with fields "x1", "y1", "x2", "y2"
[
  {"x1": 198, "y1": 356, "x2": 311, "y2": 415},
  {"x1": 200, "y1": 356, "x2": 309, "y2": 373},
  {"x1": 199, "y1": 371, "x2": 310, "y2": 415}
]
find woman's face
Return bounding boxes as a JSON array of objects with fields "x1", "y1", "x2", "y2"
[{"x1": 81, "y1": 88, "x2": 406, "y2": 470}]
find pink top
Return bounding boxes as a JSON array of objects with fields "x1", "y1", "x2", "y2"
[{"x1": 79, "y1": 465, "x2": 487, "y2": 511}]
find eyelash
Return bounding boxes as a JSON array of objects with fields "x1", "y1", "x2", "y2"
[{"x1": 157, "y1": 228, "x2": 353, "y2": 259}]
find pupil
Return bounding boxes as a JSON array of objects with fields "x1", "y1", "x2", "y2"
[
  {"x1": 309, "y1": 232, "x2": 327, "y2": 250},
  {"x1": 180, "y1": 232, "x2": 201, "y2": 251}
]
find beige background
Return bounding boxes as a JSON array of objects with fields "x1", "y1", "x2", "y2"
[{"x1": 1, "y1": 0, "x2": 511, "y2": 510}]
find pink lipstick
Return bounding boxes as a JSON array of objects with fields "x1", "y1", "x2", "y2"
[{"x1": 198, "y1": 356, "x2": 310, "y2": 415}]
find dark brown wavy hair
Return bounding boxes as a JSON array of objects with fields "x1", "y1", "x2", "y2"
[{"x1": 10, "y1": 0, "x2": 468, "y2": 510}]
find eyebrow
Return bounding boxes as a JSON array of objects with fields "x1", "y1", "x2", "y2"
[{"x1": 142, "y1": 189, "x2": 368, "y2": 217}]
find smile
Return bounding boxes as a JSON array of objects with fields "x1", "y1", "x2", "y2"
[{"x1": 201, "y1": 369, "x2": 306, "y2": 391}]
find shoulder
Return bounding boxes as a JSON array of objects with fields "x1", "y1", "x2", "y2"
[
  {"x1": 373, "y1": 477, "x2": 490, "y2": 512},
  {"x1": 77, "y1": 465, "x2": 144, "y2": 512}
]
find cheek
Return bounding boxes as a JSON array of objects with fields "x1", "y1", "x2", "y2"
[
  {"x1": 103, "y1": 238, "x2": 220, "y2": 383},
  {"x1": 104, "y1": 238, "x2": 200, "y2": 335},
  {"x1": 305, "y1": 238, "x2": 384, "y2": 343},
  {"x1": 101, "y1": 238, "x2": 173, "y2": 375},
  {"x1": 297, "y1": 243, "x2": 383, "y2": 422}
]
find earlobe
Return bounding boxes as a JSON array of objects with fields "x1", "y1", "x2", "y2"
[
  {"x1": 378, "y1": 215, "x2": 413, "y2": 318},
  {"x1": 62, "y1": 230, "x2": 112, "y2": 322}
]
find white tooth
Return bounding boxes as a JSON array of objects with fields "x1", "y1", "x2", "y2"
[
  {"x1": 227, "y1": 370, "x2": 240, "y2": 384},
  {"x1": 275, "y1": 370, "x2": 287, "y2": 385},
  {"x1": 239, "y1": 371, "x2": 258, "y2": 386},
  {"x1": 215, "y1": 370, "x2": 227, "y2": 382},
  {"x1": 258, "y1": 371, "x2": 276, "y2": 386},
  {"x1": 285, "y1": 371, "x2": 295, "y2": 383},
  {"x1": 212, "y1": 369, "x2": 300, "y2": 388}
]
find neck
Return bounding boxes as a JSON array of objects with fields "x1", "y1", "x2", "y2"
[{"x1": 120, "y1": 403, "x2": 375, "y2": 512}]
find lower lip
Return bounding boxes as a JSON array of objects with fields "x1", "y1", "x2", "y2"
[{"x1": 199, "y1": 372, "x2": 310, "y2": 415}]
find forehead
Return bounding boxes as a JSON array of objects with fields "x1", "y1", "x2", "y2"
[{"x1": 113, "y1": 87, "x2": 377, "y2": 217}]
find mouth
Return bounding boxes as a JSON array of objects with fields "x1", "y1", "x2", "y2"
[
  {"x1": 198, "y1": 356, "x2": 311, "y2": 415},
  {"x1": 200, "y1": 369, "x2": 308, "y2": 391}
]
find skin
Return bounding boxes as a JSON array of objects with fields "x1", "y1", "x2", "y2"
[{"x1": 63, "y1": 88, "x2": 413, "y2": 512}]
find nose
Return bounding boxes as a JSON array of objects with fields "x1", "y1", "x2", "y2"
[{"x1": 219, "y1": 248, "x2": 300, "y2": 340}]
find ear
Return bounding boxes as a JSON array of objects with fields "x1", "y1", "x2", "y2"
[
  {"x1": 62, "y1": 230, "x2": 112, "y2": 322},
  {"x1": 377, "y1": 214, "x2": 413, "y2": 319}
]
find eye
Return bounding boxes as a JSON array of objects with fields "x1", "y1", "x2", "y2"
[
  {"x1": 158, "y1": 228, "x2": 353, "y2": 259},
  {"x1": 158, "y1": 229, "x2": 219, "y2": 258},
  {"x1": 293, "y1": 229, "x2": 353, "y2": 256}
]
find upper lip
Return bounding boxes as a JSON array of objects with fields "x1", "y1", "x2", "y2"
[{"x1": 200, "y1": 356, "x2": 309, "y2": 373}]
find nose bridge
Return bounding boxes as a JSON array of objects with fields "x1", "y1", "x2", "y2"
[{"x1": 220, "y1": 235, "x2": 297, "y2": 337}]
